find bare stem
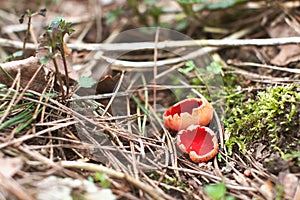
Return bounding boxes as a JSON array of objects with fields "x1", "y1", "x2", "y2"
[
  {"x1": 59, "y1": 43, "x2": 70, "y2": 96},
  {"x1": 52, "y1": 56, "x2": 65, "y2": 101},
  {"x1": 22, "y1": 13, "x2": 31, "y2": 56},
  {"x1": 153, "y1": 27, "x2": 159, "y2": 112}
]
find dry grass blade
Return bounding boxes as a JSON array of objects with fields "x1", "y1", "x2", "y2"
[
  {"x1": 0, "y1": 71, "x2": 21, "y2": 125},
  {"x1": 0, "y1": 121, "x2": 77, "y2": 149}
]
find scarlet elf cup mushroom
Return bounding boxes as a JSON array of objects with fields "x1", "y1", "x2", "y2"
[
  {"x1": 163, "y1": 97, "x2": 219, "y2": 163},
  {"x1": 177, "y1": 125, "x2": 219, "y2": 163},
  {"x1": 163, "y1": 98, "x2": 213, "y2": 131}
]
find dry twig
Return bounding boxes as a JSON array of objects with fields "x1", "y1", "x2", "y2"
[{"x1": 1, "y1": 36, "x2": 300, "y2": 51}]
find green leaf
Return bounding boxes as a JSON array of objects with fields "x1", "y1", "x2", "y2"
[
  {"x1": 283, "y1": 151, "x2": 300, "y2": 164},
  {"x1": 206, "y1": 0, "x2": 245, "y2": 9},
  {"x1": 178, "y1": 60, "x2": 196, "y2": 74},
  {"x1": 15, "y1": 108, "x2": 42, "y2": 133},
  {"x1": 78, "y1": 76, "x2": 96, "y2": 88},
  {"x1": 87, "y1": 176, "x2": 94, "y2": 183},
  {"x1": 39, "y1": 54, "x2": 52, "y2": 64},
  {"x1": 94, "y1": 172, "x2": 111, "y2": 188},
  {"x1": 185, "y1": 60, "x2": 196, "y2": 68},
  {"x1": 12, "y1": 51, "x2": 23, "y2": 57},
  {"x1": 105, "y1": 7, "x2": 124, "y2": 25},
  {"x1": 206, "y1": 61, "x2": 222, "y2": 74},
  {"x1": 0, "y1": 65, "x2": 14, "y2": 82},
  {"x1": 0, "y1": 103, "x2": 36, "y2": 131},
  {"x1": 204, "y1": 182, "x2": 227, "y2": 200},
  {"x1": 49, "y1": 16, "x2": 63, "y2": 29},
  {"x1": 225, "y1": 196, "x2": 236, "y2": 200},
  {"x1": 175, "y1": 18, "x2": 188, "y2": 30},
  {"x1": 5, "y1": 51, "x2": 23, "y2": 61}
]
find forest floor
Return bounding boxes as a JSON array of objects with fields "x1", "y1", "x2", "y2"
[{"x1": 0, "y1": 1, "x2": 299, "y2": 200}]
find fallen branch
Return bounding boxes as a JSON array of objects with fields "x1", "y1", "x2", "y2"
[
  {"x1": 227, "y1": 60, "x2": 300, "y2": 74},
  {"x1": 1, "y1": 36, "x2": 300, "y2": 51},
  {"x1": 69, "y1": 36, "x2": 300, "y2": 50},
  {"x1": 97, "y1": 26, "x2": 253, "y2": 70}
]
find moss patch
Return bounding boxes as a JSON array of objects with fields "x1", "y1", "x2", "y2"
[{"x1": 225, "y1": 84, "x2": 300, "y2": 164}]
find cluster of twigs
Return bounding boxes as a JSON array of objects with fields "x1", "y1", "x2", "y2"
[{"x1": 0, "y1": 75, "x2": 277, "y2": 200}]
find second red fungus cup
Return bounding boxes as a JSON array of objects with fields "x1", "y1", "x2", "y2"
[
  {"x1": 163, "y1": 98, "x2": 213, "y2": 131},
  {"x1": 177, "y1": 125, "x2": 219, "y2": 163}
]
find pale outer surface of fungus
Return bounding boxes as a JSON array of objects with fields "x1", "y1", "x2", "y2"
[
  {"x1": 177, "y1": 125, "x2": 219, "y2": 163},
  {"x1": 163, "y1": 98, "x2": 213, "y2": 131}
]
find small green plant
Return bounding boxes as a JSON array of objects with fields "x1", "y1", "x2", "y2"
[
  {"x1": 178, "y1": 60, "x2": 196, "y2": 75},
  {"x1": 206, "y1": 61, "x2": 222, "y2": 74},
  {"x1": 78, "y1": 76, "x2": 97, "y2": 88},
  {"x1": 40, "y1": 16, "x2": 74, "y2": 101},
  {"x1": 205, "y1": 182, "x2": 235, "y2": 200},
  {"x1": 88, "y1": 172, "x2": 111, "y2": 188},
  {"x1": 144, "y1": 0, "x2": 163, "y2": 25},
  {"x1": 0, "y1": 86, "x2": 42, "y2": 133},
  {"x1": 94, "y1": 172, "x2": 111, "y2": 188},
  {"x1": 283, "y1": 150, "x2": 300, "y2": 165},
  {"x1": 127, "y1": 0, "x2": 165, "y2": 26}
]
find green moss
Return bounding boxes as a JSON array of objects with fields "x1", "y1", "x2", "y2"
[{"x1": 225, "y1": 84, "x2": 300, "y2": 157}]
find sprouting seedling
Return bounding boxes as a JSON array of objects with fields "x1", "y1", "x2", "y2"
[
  {"x1": 41, "y1": 16, "x2": 74, "y2": 101},
  {"x1": 19, "y1": 8, "x2": 46, "y2": 57}
]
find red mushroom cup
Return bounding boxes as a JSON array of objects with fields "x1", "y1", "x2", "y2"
[
  {"x1": 163, "y1": 98, "x2": 213, "y2": 131},
  {"x1": 177, "y1": 125, "x2": 219, "y2": 163}
]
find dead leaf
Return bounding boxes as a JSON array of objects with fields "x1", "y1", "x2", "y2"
[
  {"x1": 266, "y1": 18, "x2": 300, "y2": 66},
  {"x1": 259, "y1": 180, "x2": 274, "y2": 200},
  {"x1": 232, "y1": 172, "x2": 249, "y2": 186},
  {"x1": 270, "y1": 44, "x2": 300, "y2": 66},
  {"x1": 294, "y1": 182, "x2": 300, "y2": 200},
  {"x1": 255, "y1": 143, "x2": 266, "y2": 159},
  {"x1": 0, "y1": 157, "x2": 23, "y2": 178},
  {"x1": 96, "y1": 73, "x2": 120, "y2": 94},
  {"x1": 36, "y1": 176, "x2": 116, "y2": 200},
  {"x1": 95, "y1": 73, "x2": 121, "y2": 114},
  {"x1": 278, "y1": 171, "x2": 299, "y2": 200},
  {"x1": 84, "y1": 189, "x2": 117, "y2": 200},
  {"x1": 0, "y1": 56, "x2": 46, "y2": 92}
]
